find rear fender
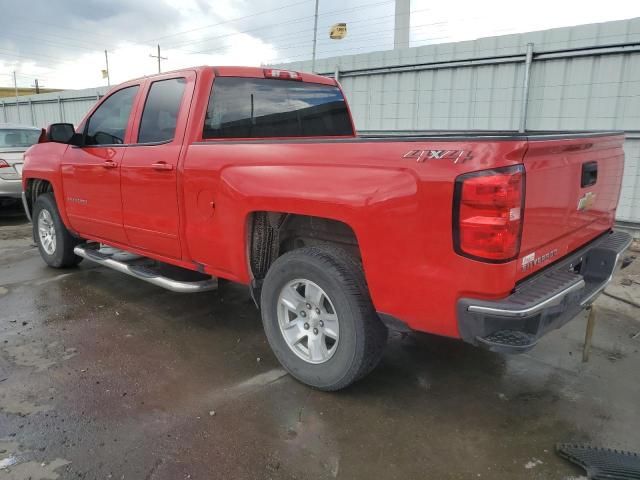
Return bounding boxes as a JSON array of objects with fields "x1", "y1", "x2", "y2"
[{"x1": 216, "y1": 164, "x2": 420, "y2": 289}]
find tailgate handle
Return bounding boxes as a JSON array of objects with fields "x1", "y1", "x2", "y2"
[{"x1": 581, "y1": 161, "x2": 598, "y2": 188}]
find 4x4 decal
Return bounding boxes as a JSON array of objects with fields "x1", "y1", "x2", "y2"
[{"x1": 403, "y1": 149, "x2": 473, "y2": 163}]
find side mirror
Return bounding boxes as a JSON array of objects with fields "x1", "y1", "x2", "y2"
[{"x1": 46, "y1": 123, "x2": 76, "y2": 144}]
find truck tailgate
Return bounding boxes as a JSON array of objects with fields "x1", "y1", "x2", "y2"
[{"x1": 517, "y1": 134, "x2": 625, "y2": 281}]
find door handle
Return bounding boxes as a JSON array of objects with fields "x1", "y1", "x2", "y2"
[
  {"x1": 151, "y1": 162, "x2": 174, "y2": 171},
  {"x1": 102, "y1": 161, "x2": 117, "y2": 169}
]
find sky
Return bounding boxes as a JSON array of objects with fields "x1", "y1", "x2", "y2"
[{"x1": 1, "y1": 0, "x2": 639, "y2": 90}]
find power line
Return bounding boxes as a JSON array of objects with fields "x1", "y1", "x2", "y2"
[
  {"x1": 0, "y1": 27, "x2": 113, "y2": 51},
  {"x1": 144, "y1": 0, "x2": 315, "y2": 43},
  {"x1": 0, "y1": 13, "x2": 127, "y2": 43},
  {"x1": 0, "y1": 48, "x2": 66, "y2": 67},
  {"x1": 173, "y1": 5, "x2": 428, "y2": 57},
  {"x1": 168, "y1": 3, "x2": 435, "y2": 65},
  {"x1": 165, "y1": 0, "x2": 397, "y2": 50},
  {"x1": 173, "y1": 12, "x2": 440, "y2": 60},
  {"x1": 0, "y1": 0, "x2": 422, "y2": 73},
  {"x1": 267, "y1": 31, "x2": 450, "y2": 64},
  {"x1": 1, "y1": 30, "x2": 103, "y2": 53}
]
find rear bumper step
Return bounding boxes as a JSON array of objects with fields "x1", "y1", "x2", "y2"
[
  {"x1": 457, "y1": 230, "x2": 633, "y2": 354},
  {"x1": 74, "y1": 245, "x2": 218, "y2": 293}
]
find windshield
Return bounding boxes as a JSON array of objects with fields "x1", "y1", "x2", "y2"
[{"x1": 0, "y1": 129, "x2": 41, "y2": 148}]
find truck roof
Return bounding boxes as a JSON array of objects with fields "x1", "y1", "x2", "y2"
[{"x1": 126, "y1": 66, "x2": 337, "y2": 86}]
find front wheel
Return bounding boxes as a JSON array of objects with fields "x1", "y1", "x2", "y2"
[
  {"x1": 32, "y1": 192, "x2": 83, "y2": 268},
  {"x1": 260, "y1": 246, "x2": 388, "y2": 391}
]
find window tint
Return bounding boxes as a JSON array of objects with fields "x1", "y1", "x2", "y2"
[
  {"x1": 85, "y1": 86, "x2": 138, "y2": 145},
  {"x1": 138, "y1": 78, "x2": 186, "y2": 143},
  {"x1": 203, "y1": 77, "x2": 353, "y2": 139}
]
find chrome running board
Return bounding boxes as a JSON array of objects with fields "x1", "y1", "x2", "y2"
[{"x1": 74, "y1": 245, "x2": 218, "y2": 293}]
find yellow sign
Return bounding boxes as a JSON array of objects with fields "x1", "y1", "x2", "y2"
[
  {"x1": 330, "y1": 23, "x2": 347, "y2": 39},
  {"x1": 101, "y1": 69, "x2": 109, "y2": 79}
]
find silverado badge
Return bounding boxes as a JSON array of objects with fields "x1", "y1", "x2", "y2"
[{"x1": 521, "y1": 249, "x2": 559, "y2": 272}]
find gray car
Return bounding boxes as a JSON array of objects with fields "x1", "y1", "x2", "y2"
[{"x1": 0, "y1": 124, "x2": 41, "y2": 206}]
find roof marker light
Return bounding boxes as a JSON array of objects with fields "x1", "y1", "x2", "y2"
[{"x1": 263, "y1": 69, "x2": 302, "y2": 81}]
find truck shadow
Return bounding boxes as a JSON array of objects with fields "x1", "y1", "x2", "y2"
[{"x1": 0, "y1": 200, "x2": 28, "y2": 226}]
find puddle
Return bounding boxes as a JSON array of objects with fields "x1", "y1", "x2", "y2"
[
  {"x1": 0, "y1": 458, "x2": 71, "y2": 479},
  {"x1": 0, "y1": 440, "x2": 70, "y2": 479},
  {"x1": 2, "y1": 340, "x2": 77, "y2": 371}
]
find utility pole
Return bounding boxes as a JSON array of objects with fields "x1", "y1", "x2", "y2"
[
  {"x1": 13, "y1": 71, "x2": 21, "y2": 123},
  {"x1": 311, "y1": 0, "x2": 319, "y2": 72},
  {"x1": 104, "y1": 50, "x2": 111, "y2": 86},
  {"x1": 31, "y1": 79, "x2": 41, "y2": 94},
  {"x1": 149, "y1": 44, "x2": 167, "y2": 74}
]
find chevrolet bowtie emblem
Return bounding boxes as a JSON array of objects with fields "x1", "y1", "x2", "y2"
[{"x1": 577, "y1": 191, "x2": 596, "y2": 211}]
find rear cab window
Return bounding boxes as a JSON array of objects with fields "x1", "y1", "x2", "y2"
[{"x1": 203, "y1": 77, "x2": 353, "y2": 139}]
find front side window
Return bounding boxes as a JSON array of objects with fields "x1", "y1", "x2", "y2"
[
  {"x1": 203, "y1": 77, "x2": 353, "y2": 139},
  {"x1": 85, "y1": 85, "x2": 139, "y2": 145},
  {"x1": 138, "y1": 78, "x2": 186, "y2": 143},
  {"x1": 0, "y1": 129, "x2": 40, "y2": 147}
]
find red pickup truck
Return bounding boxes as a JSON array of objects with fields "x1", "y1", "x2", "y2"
[{"x1": 22, "y1": 66, "x2": 632, "y2": 390}]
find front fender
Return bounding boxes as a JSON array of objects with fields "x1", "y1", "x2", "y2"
[{"x1": 22, "y1": 143, "x2": 71, "y2": 229}]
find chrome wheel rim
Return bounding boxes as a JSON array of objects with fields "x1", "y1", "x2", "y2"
[
  {"x1": 277, "y1": 279, "x2": 340, "y2": 364},
  {"x1": 37, "y1": 209, "x2": 56, "y2": 255}
]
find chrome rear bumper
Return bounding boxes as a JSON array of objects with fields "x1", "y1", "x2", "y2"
[{"x1": 457, "y1": 230, "x2": 633, "y2": 353}]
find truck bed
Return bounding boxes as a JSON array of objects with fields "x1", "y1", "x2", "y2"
[{"x1": 359, "y1": 130, "x2": 623, "y2": 141}]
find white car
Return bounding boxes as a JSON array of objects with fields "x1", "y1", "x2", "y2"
[{"x1": 0, "y1": 124, "x2": 41, "y2": 207}]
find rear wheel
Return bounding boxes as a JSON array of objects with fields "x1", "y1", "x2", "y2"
[
  {"x1": 32, "y1": 193, "x2": 82, "y2": 268},
  {"x1": 260, "y1": 246, "x2": 388, "y2": 391}
]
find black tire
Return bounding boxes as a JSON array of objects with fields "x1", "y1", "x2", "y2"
[
  {"x1": 32, "y1": 192, "x2": 83, "y2": 268},
  {"x1": 260, "y1": 245, "x2": 388, "y2": 391}
]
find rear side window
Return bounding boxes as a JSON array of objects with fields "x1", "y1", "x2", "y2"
[
  {"x1": 85, "y1": 86, "x2": 139, "y2": 145},
  {"x1": 203, "y1": 77, "x2": 353, "y2": 139},
  {"x1": 138, "y1": 78, "x2": 186, "y2": 143}
]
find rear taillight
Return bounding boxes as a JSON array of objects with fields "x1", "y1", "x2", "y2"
[
  {"x1": 0, "y1": 159, "x2": 9, "y2": 168},
  {"x1": 453, "y1": 165, "x2": 525, "y2": 262},
  {"x1": 263, "y1": 68, "x2": 302, "y2": 81}
]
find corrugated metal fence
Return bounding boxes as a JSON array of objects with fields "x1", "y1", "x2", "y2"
[
  {"x1": 1, "y1": 18, "x2": 639, "y2": 227},
  {"x1": 277, "y1": 18, "x2": 640, "y2": 228},
  {"x1": 1, "y1": 86, "x2": 109, "y2": 127}
]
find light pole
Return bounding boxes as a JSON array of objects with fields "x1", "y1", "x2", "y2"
[
  {"x1": 13, "y1": 71, "x2": 21, "y2": 123},
  {"x1": 311, "y1": 0, "x2": 319, "y2": 72},
  {"x1": 104, "y1": 50, "x2": 111, "y2": 86}
]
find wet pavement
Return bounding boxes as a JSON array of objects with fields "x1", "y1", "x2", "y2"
[{"x1": 1, "y1": 207, "x2": 639, "y2": 480}]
